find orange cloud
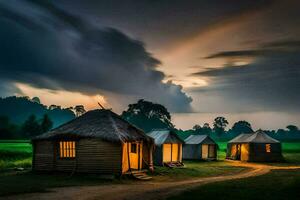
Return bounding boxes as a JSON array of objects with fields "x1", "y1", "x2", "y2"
[{"x1": 15, "y1": 83, "x2": 107, "y2": 110}]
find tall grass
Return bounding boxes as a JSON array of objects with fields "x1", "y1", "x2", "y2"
[{"x1": 0, "y1": 141, "x2": 32, "y2": 170}]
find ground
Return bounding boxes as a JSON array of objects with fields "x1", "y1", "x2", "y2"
[
  {"x1": 0, "y1": 141, "x2": 300, "y2": 200},
  {"x1": 169, "y1": 168, "x2": 300, "y2": 200}
]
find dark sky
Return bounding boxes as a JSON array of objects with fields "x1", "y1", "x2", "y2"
[{"x1": 0, "y1": 0, "x2": 299, "y2": 128}]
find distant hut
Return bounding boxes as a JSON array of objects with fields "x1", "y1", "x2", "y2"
[
  {"x1": 147, "y1": 129, "x2": 184, "y2": 166},
  {"x1": 32, "y1": 109, "x2": 154, "y2": 175},
  {"x1": 183, "y1": 135, "x2": 217, "y2": 160},
  {"x1": 226, "y1": 130, "x2": 283, "y2": 162}
]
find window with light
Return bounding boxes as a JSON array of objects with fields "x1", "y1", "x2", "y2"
[
  {"x1": 266, "y1": 144, "x2": 271, "y2": 153},
  {"x1": 59, "y1": 141, "x2": 76, "y2": 158},
  {"x1": 131, "y1": 143, "x2": 137, "y2": 153}
]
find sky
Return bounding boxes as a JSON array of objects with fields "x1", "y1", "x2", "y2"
[{"x1": 0, "y1": 0, "x2": 299, "y2": 130}]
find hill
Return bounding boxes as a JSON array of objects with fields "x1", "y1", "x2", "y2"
[{"x1": 0, "y1": 96, "x2": 75, "y2": 128}]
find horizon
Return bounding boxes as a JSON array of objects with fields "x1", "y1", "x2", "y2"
[
  {"x1": 1, "y1": 0, "x2": 300, "y2": 131},
  {"x1": 1, "y1": 95, "x2": 299, "y2": 131}
]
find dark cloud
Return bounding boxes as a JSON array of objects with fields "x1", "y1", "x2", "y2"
[
  {"x1": 0, "y1": 0, "x2": 192, "y2": 112},
  {"x1": 262, "y1": 39, "x2": 300, "y2": 49},
  {"x1": 191, "y1": 41, "x2": 300, "y2": 112},
  {"x1": 0, "y1": 79, "x2": 22, "y2": 97},
  {"x1": 204, "y1": 39, "x2": 300, "y2": 59},
  {"x1": 56, "y1": 0, "x2": 274, "y2": 49},
  {"x1": 204, "y1": 50, "x2": 269, "y2": 59}
]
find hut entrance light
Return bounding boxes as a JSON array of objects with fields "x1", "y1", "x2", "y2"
[{"x1": 266, "y1": 144, "x2": 271, "y2": 153}]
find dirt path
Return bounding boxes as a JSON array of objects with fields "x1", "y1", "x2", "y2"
[{"x1": 3, "y1": 162, "x2": 300, "y2": 200}]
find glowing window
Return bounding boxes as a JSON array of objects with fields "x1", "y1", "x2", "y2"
[
  {"x1": 59, "y1": 141, "x2": 76, "y2": 158},
  {"x1": 131, "y1": 143, "x2": 137, "y2": 153},
  {"x1": 266, "y1": 144, "x2": 271, "y2": 153}
]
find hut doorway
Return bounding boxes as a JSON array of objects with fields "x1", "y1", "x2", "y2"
[
  {"x1": 172, "y1": 144, "x2": 179, "y2": 161},
  {"x1": 208, "y1": 145, "x2": 215, "y2": 158},
  {"x1": 122, "y1": 142, "x2": 143, "y2": 172},
  {"x1": 202, "y1": 144, "x2": 216, "y2": 159},
  {"x1": 202, "y1": 144, "x2": 208, "y2": 158},
  {"x1": 163, "y1": 144, "x2": 172, "y2": 162},
  {"x1": 236, "y1": 144, "x2": 241, "y2": 160},
  {"x1": 163, "y1": 143, "x2": 180, "y2": 162},
  {"x1": 129, "y1": 142, "x2": 142, "y2": 170}
]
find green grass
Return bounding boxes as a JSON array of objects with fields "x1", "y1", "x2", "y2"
[
  {"x1": 282, "y1": 143, "x2": 300, "y2": 153},
  {"x1": 0, "y1": 141, "x2": 32, "y2": 170},
  {"x1": 169, "y1": 169, "x2": 300, "y2": 200},
  {"x1": 151, "y1": 161, "x2": 247, "y2": 181}
]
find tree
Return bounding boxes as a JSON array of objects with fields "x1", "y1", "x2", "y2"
[
  {"x1": 122, "y1": 99, "x2": 174, "y2": 132},
  {"x1": 286, "y1": 125, "x2": 299, "y2": 133},
  {"x1": 193, "y1": 124, "x2": 202, "y2": 134},
  {"x1": 31, "y1": 97, "x2": 41, "y2": 104},
  {"x1": 202, "y1": 123, "x2": 212, "y2": 135},
  {"x1": 0, "y1": 116, "x2": 18, "y2": 139},
  {"x1": 40, "y1": 114, "x2": 53, "y2": 133},
  {"x1": 49, "y1": 104, "x2": 61, "y2": 110},
  {"x1": 231, "y1": 120, "x2": 253, "y2": 135},
  {"x1": 74, "y1": 105, "x2": 86, "y2": 117},
  {"x1": 21, "y1": 115, "x2": 42, "y2": 137},
  {"x1": 213, "y1": 117, "x2": 228, "y2": 136}
]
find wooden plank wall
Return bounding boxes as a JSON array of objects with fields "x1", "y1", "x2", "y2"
[
  {"x1": 33, "y1": 139, "x2": 123, "y2": 174},
  {"x1": 33, "y1": 141, "x2": 54, "y2": 171},
  {"x1": 249, "y1": 143, "x2": 283, "y2": 162},
  {"x1": 183, "y1": 144, "x2": 202, "y2": 160},
  {"x1": 76, "y1": 139, "x2": 122, "y2": 174}
]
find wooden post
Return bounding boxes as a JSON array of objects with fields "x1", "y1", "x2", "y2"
[{"x1": 149, "y1": 144, "x2": 154, "y2": 172}]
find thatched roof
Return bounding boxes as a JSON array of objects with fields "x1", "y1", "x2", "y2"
[
  {"x1": 33, "y1": 109, "x2": 153, "y2": 143},
  {"x1": 228, "y1": 130, "x2": 280, "y2": 144},
  {"x1": 147, "y1": 129, "x2": 183, "y2": 145},
  {"x1": 184, "y1": 135, "x2": 216, "y2": 145}
]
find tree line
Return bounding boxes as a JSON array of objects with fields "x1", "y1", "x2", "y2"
[
  {"x1": 121, "y1": 99, "x2": 300, "y2": 141},
  {"x1": 0, "y1": 96, "x2": 87, "y2": 139},
  {"x1": 0, "y1": 97, "x2": 299, "y2": 141}
]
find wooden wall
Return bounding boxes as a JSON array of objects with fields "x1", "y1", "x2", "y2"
[
  {"x1": 153, "y1": 146, "x2": 163, "y2": 166},
  {"x1": 183, "y1": 144, "x2": 200, "y2": 160},
  {"x1": 76, "y1": 139, "x2": 122, "y2": 174},
  {"x1": 33, "y1": 139, "x2": 122, "y2": 174},
  {"x1": 184, "y1": 144, "x2": 217, "y2": 160},
  {"x1": 32, "y1": 141, "x2": 54, "y2": 171},
  {"x1": 249, "y1": 143, "x2": 283, "y2": 162}
]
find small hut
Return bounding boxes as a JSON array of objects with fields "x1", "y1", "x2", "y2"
[
  {"x1": 32, "y1": 109, "x2": 154, "y2": 174},
  {"x1": 226, "y1": 130, "x2": 283, "y2": 162},
  {"x1": 183, "y1": 135, "x2": 217, "y2": 160},
  {"x1": 147, "y1": 129, "x2": 184, "y2": 166}
]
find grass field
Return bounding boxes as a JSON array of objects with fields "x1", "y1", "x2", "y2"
[
  {"x1": 0, "y1": 140, "x2": 300, "y2": 197},
  {"x1": 0, "y1": 141, "x2": 32, "y2": 170},
  {"x1": 152, "y1": 161, "x2": 246, "y2": 181}
]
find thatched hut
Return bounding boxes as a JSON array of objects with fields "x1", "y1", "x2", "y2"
[
  {"x1": 226, "y1": 130, "x2": 283, "y2": 162},
  {"x1": 183, "y1": 135, "x2": 217, "y2": 160},
  {"x1": 147, "y1": 129, "x2": 184, "y2": 166},
  {"x1": 32, "y1": 109, "x2": 154, "y2": 175}
]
